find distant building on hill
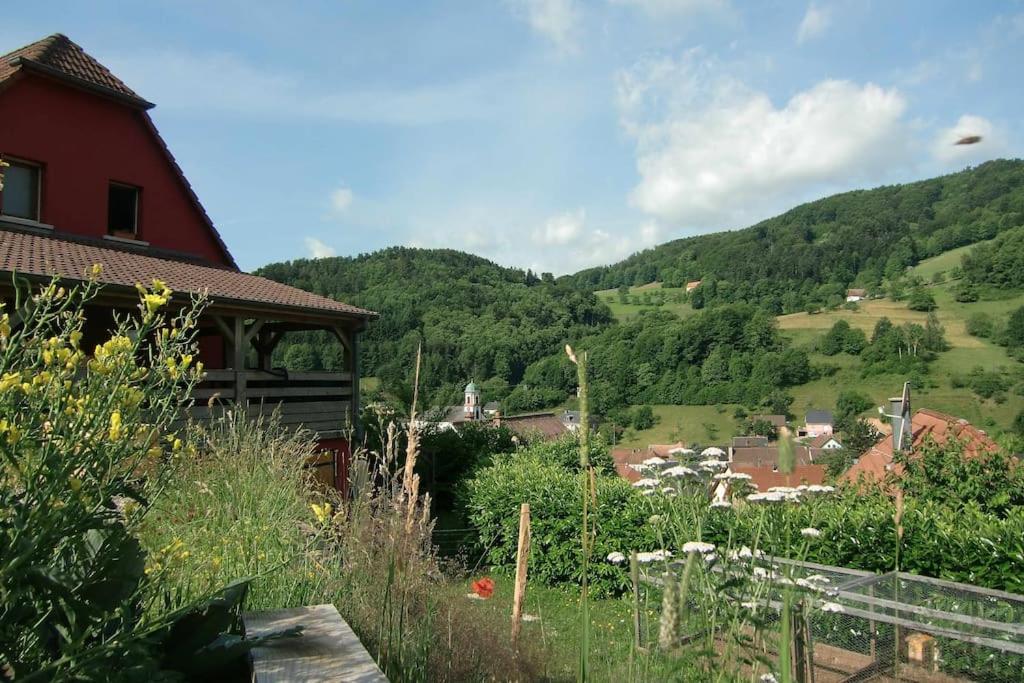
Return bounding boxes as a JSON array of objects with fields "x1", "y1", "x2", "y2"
[
  {"x1": 846, "y1": 288, "x2": 867, "y2": 302},
  {"x1": 685, "y1": 280, "x2": 703, "y2": 293},
  {"x1": 801, "y1": 410, "x2": 834, "y2": 438}
]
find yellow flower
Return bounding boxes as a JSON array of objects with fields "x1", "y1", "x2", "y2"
[
  {"x1": 89, "y1": 263, "x2": 103, "y2": 279},
  {"x1": 144, "y1": 293, "x2": 168, "y2": 316},
  {"x1": 108, "y1": 410, "x2": 123, "y2": 441},
  {"x1": 310, "y1": 502, "x2": 333, "y2": 525},
  {"x1": 0, "y1": 372, "x2": 20, "y2": 392},
  {"x1": 68, "y1": 475, "x2": 83, "y2": 492},
  {"x1": 0, "y1": 313, "x2": 9, "y2": 339}
]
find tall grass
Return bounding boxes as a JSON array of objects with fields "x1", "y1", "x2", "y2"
[{"x1": 146, "y1": 393, "x2": 545, "y2": 680}]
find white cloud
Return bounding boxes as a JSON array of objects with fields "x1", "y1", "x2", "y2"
[
  {"x1": 617, "y1": 52, "x2": 910, "y2": 227},
  {"x1": 511, "y1": 0, "x2": 582, "y2": 55},
  {"x1": 797, "y1": 3, "x2": 831, "y2": 44},
  {"x1": 610, "y1": 0, "x2": 729, "y2": 16},
  {"x1": 329, "y1": 184, "x2": 354, "y2": 214},
  {"x1": 304, "y1": 237, "x2": 336, "y2": 259},
  {"x1": 533, "y1": 208, "x2": 586, "y2": 245},
  {"x1": 932, "y1": 114, "x2": 1001, "y2": 164}
]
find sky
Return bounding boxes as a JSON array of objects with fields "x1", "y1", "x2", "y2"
[{"x1": 5, "y1": 1, "x2": 1024, "y2": 274}]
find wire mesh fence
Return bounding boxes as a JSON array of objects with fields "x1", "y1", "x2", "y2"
[{"x1": 644, "y1": 556, "x2": 1024, "y2": 682}]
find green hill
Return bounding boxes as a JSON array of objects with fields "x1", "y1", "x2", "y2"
[
  {"x1": 255, "y1": 247, "x2": 612, "y2": 405},
  {"x1": 565, "y1": 159, "x2": 1024, "y2": 314}
]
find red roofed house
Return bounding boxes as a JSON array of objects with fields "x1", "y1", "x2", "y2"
[
  {"x1": 841, "y1": 408, "x2": 998, "y2": 486},
  {"x1": 0, "y1": 34, "x2": 374, "y2": 489}
]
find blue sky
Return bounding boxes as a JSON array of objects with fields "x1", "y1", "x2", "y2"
[{"x1": 5, "y1": 1, "x2": 1024, "y2": 273}]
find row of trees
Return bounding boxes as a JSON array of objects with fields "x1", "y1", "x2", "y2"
[{"x1": 508, "y1": 306, "x2": 813, "y2": 414}]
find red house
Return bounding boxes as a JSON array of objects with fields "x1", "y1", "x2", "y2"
[{"x1": 0, "y1": 34, "x2": 374, "y2": 488}]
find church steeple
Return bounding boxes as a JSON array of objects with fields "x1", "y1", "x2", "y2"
[{"x1": 463, "y1": 381, "x2": 481, "y2": 420}]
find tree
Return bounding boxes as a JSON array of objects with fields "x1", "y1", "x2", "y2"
[
  {"x1": 953, "y1": 282, "x2": 979, "y2": 302},
  {"x1": 907, "y1": 286, "x2": 937, "y2": 312},
  {"x1": 745, "y1": 418, "x2": 777, "y2": 440},
  {"x1": 840, "y1": 418, "x2": 882, "y2": 455},
  {"x1": 835, "y1": 390, "x2": 873, "y2": 423},
  {"x1": 283, "y1": 342, "x2": 317, "y2": 370},
  {"x1": 631, "y1": 405, "x2": 657, "y2": 430},
  {"x1": 1004, "y1": 306, "x2": 1024, "y2": 351}
]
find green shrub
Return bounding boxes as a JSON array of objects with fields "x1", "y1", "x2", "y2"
[
  {"x1": 461, "y1": 452, "x2": 656, "y2": 595},
  {"x1": 966, "y1": 312, "x2": 994, "y2": 338},
  {"x1": 0, "y1": 276, "x2": 257, "y2": 679},
  {"x1": 907, "y1": 286, "x2": 938, "y2": 311}
]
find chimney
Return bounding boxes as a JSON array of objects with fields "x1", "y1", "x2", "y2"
[
  {"x1": 890, "y1": 381, "x2": 912, "y2": 453},
  {"x1": 494, "y1": 410, "x2": 501, "y2": 428}
]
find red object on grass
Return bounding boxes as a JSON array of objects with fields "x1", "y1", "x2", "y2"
[{"x1": 471, "y1": 577, "x2": 495, "y2": 599}]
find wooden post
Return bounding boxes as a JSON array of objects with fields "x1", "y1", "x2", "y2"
[
  {"x1": 630, "y1": 550, "x2": 642, "y2": 651},
  {"x1": 350, "y1": 329, "x2": 361, "y2": 440},
  {"x1": 232, "y1": 317, "x2": 247, "y2": 411},
  {"x1": 511, "y1": 503, "x2": 531, "y2": 647},
  {"x1": 793, "y1": 599, "x2": 808, "y2": 683}
]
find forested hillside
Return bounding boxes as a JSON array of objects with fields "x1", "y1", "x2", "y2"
[
  {"x1": 566, "y1": 160, "x2": 1024, "y2": 312},
  {"x1": 255, "y1": 247, "x2": 612, "y2": 404}
]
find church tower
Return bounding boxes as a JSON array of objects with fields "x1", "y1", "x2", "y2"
[{"x1": 463, "y1": 381, "x2": 481, "y2": 420}]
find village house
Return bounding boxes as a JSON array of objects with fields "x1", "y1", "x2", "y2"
[
  {"x1": 685, "y1": 280, "x2": 702, "y2": 293},
  {"x1": 846, "y1": 288, "x2": 867, "y2": 302},
  {"x1": 0, "y1": 34, "x2": 375, "y2": 489},
  {"x1": 800, "y1": 409, "x2": 834, "y2": 438},
  {"x1": 808, "y1": 433, "x2": 843, "y2": 450}
]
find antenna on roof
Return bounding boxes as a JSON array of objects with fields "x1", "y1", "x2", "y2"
[{"x1": 879, "y1": 381, "x2": 912, "y2": 453}]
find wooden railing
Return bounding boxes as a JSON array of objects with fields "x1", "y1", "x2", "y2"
[{"x1": 176, "y1": 369, "x2": 353, "y2": 437}]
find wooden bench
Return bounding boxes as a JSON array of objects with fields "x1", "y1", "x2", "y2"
[{"x1": 244, "y1": 604, "x2": 388, "y2": 682}]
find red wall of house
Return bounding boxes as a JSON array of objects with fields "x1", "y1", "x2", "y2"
[
  {"x1": 317, "y1": 437, "x2": 351, "y2": 494},
  {"x1": 0, "y1": 76, "x2": 232, "y2": 266}
]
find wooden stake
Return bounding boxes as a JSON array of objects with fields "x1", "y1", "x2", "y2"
[
  {"x1": 630, "y1": 550, "x2": 642, "y2": 651},
  {"x1": 511, "y1": 503, "x2": 531, "y2": 647}
]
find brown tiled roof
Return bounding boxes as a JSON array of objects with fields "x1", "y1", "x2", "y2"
[
  {"x1": 0, "y1": 228, "x2": 374, "y2": 319},
  {"x1": 733, "y1": 465, "x2": 826, "y2": 492},
  {"x1": 0, "y1": 34, "x2": 149, "y2": 106},
  {"x1": 648, "y1": 442, "x2": 687, "y2": 458},
  {"x1": 841, "y1": 409, "x2": 998, "y2": 486},
  {"x1": 731, "y1": 445, "x2": 818, "y2": 468},
  {"x1": 501, "y1": 413, "x2": 569, "y2": 441}
]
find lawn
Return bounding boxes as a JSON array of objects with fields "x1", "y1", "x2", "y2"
[
  {"x1": 441, "y1": 578, "x2": 705, "y2": 682},
  {"x1": 778, "y1": 264, "x2": 1024, "y2": 432},
  {"x1": 616, "y1": 404, "x2": 741, "y2": 448},
  {"x1": 596, "y1": 283, "x2": 696, "y2": 322}
]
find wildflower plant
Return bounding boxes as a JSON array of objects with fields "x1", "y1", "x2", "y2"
[{"x1": 0, "y1": 273, "x2": 210, "y2": 678}]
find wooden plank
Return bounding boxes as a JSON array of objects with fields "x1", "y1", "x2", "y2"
[
  {"x1": 188, "y1": 402, "x2": 349, "y2": 419},
  {"x1": 244, "y1": 604, "x2": 387, "y2": 683},
  {"x1": 246, "y1": 386, "x2": 352, "y2": 399},
  {"x1": 202, "y1": 369, "x2": 353, "y2": 383}
]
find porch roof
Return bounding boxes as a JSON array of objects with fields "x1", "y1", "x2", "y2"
[{"x1": 0, "y1": 227, "x2": 376, "y2": 324}]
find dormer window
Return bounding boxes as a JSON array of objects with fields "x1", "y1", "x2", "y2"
[
  {"x1": 1, "y1": 159, "x2": 41, "y2": 221},
  {"x1": 107, "y1": 182, "x2": 139, "y2": 238}
]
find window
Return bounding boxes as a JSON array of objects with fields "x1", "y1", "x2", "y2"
[
  {"x1": 107, "y1": 183, "x2": 139, "y2": 237},
  {"x1": 1, "y1": 159, "x2": 41, "y2": 221}
]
